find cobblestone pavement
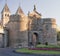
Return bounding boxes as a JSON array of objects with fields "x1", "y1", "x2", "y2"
[{"x1": 0, "y1": 48, "x2": 60, "y2": 56}]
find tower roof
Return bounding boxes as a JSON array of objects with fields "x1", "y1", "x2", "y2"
[
  {"x1": 1, "y1": 3, "x2": 10, "y2": 13},
  {"x1": 16, "y1": 6, "x2": 24, "y2": 15},
  {"x1": 28, "y1": 5, "x2": 42, "y2": 18}
]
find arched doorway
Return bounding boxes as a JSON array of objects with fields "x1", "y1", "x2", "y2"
[{"x1": 32, "y1": 33, "x2": 38, "y2": 46}]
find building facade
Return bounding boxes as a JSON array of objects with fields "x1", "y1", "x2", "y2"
[{"x1": 0, "y1": 4, "x2": 57, "y2": 48}]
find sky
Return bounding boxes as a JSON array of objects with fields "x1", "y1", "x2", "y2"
[{"x1": 0, "y1": 0, "x2": 60, "y2": 26}]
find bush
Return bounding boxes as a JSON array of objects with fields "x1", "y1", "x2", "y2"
[
  {"x1": 45, "y1": 42, "x2": 48, "y2": 45},
  {"x1": 38, "y1": 42, "x2": 41, "y2": 44}
]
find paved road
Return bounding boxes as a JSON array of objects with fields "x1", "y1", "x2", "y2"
[{"x1": 0, "y1": 48, "x2": 60, "y2": 56}]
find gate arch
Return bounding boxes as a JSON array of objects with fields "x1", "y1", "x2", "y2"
[{"x1": 32, "y1": 33, "x2": 38, "y2": 46}]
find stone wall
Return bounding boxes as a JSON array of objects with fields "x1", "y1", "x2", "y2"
[
  {"x1": 7, "y1": 15, "x2": 28, "y2": 47},
  {"x1": 42, "y1": 18, "x2": 57, "y2": 45},
  {"x1": 0, "y1": 34, "x2": 3, "y2": 47},
  {"x1": 28, "y1": 18, "x2": 57, "y2": 45}
]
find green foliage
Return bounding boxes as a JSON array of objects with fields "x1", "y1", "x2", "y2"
[
  {"x1": 36, "y1": 44, "x2": 60, "y2": 48},
  {"x1": 16, "y1": 48, "x2": 60, "y2": 54},
  {"x1": 37, "y1": 42, "x2": 41, "y2": 44},
  {"x1": 45, "y1": 42, "x2": 48, "y2": 45}
]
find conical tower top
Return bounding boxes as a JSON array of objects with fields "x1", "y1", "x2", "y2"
[
  {"x1": 16, "y1": 6, "x2": 24, "y2": 15},
  {"x1": 1, "y1": 3, "x2": 10, "y2": 13}
]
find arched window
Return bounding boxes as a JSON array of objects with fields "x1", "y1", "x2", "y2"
[
  {"x1": 7, "y1": 14, "x2": 9, "y2": 17},
  {"x1": 5, "y1": 14, "x2": 9, "y2": 17},
  {"x1": 5, "y1": 14, "x2": 6, "y2": 16}
]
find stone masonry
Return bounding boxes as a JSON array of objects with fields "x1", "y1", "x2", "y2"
[{"x1": 0, "y1": 4, "x2": 57, "y2": 47}]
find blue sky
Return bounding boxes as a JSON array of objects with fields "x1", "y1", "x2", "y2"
[{"x1": 0, "y1": 0, "x2": 60, "y2": 26}]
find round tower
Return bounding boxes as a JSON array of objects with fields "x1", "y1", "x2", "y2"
[
  {"x1": 16, "y1": 6, "x2": 28, "y2": 31},
  {"x1": 15, "y1": 6, "x2": 28, "y2": 47},
  {"x1": 1, "y1": 3, "x2": 10, "y2": 27}
]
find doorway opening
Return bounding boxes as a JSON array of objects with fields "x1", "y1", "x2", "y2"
[{"x1": 32, "y1": 33, "x2": 38, "y2": 46}]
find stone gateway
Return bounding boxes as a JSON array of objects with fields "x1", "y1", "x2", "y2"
[{"x1": 0, "y1": 4, "x2": 57, "y2": 48}]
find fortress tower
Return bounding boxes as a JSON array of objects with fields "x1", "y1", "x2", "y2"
[
  {"x1": 5, "y1": 5, "x2": 29, "y2": 47},
  {"x1": 16, "y1": 6, "x2": 28, "y2": 31},
  {"x1": 1, "y1": 3, "x2": 10, "y2": 27}
]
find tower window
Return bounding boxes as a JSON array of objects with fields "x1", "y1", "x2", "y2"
[
  {"x1": 7, "y1": 14, "x2": 9, "y2": 17},
  {"x1": 5, "y1": 14, "x2": 9, "y2": 17},
  {"x1": 5, "y1": 14, "x2": 6, "y2": 16}
]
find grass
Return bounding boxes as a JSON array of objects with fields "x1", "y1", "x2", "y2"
[
  {"x1": 36, "y1": 44, "x2": 60, "y2": 48},
  {"x1": 16, "y1": 48, "x2": 60, "y2": 54}
]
